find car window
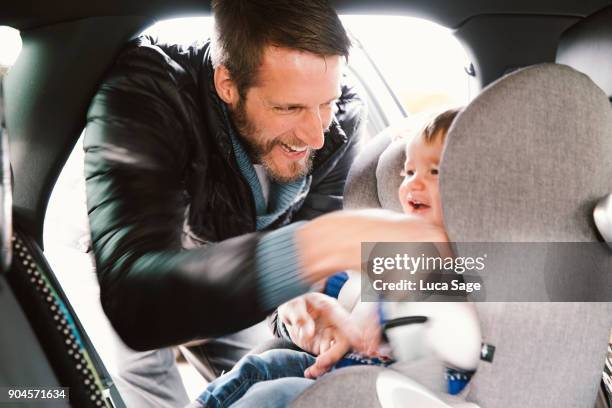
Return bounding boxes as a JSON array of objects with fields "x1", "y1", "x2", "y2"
[
  {"x1": 0, "y1": 26, "x2": 21, "y2": 76},
  {"x1": 342, "y1": 15, "x2": 470, "y2": 115}
]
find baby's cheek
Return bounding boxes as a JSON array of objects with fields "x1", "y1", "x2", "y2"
[{"x1": 398, "y1": 187, "x2": 409, "y2": 212}]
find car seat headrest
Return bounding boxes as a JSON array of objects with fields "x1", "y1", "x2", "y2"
[
  {"x1": 556, "y1": 5, "x2": 612, "y2": 101},
  {"x1": 345, "y1": 121, "x2": 429, "y2": 212},
  {"x1": 594, "y1": 193, "x2": 612, "y2": 247},
  {"x1": 375, "y1": 140, "x2": 405, "y2": 213},
  {"x1": 344, "y1": 132, "x2": 391, "y2": 210},
  {"x1": 441, "y1": 63, "x2": 612, "y2": 242}
]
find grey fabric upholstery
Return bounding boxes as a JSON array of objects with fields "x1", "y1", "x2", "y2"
[
  {"x1": 556, "y1": 5, "x2": 612, "y2": 99},
  {"x1": 291, "y1": 363, "x2": 458, "y2": 408},
  {"x1": 441, "y1": 63, "x2": 612, "y2": 407},
  {"x1": 376, "y1": 139, "x2": 406, "y2": 213},
  {"x1": 291, "y1": 366, "x2": 386, "y2": 408},
  {"x1": 343, "y1": 132, "x2": 393, "y2": 210},
  {"x1": 442, "y1": 64, "x2": 612, "y2": 242},
  {"x1": 343, "y1": 130, "x2": 406, "y2": 213}
]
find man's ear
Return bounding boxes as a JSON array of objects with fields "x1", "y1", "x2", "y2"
[{"x1": 214, "y1": 65, "x2": 239, "y2": 106}]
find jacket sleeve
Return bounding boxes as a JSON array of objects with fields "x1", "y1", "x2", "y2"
[{"x1": 84, "y1": 45, "x2": 270, "y2": 351}]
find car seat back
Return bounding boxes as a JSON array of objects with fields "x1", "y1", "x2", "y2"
[
  {"x1": 556, "y1": 6, "x2": 612, "y2": 405},
  {"x1": 441, "y1": 63, "x2": 612, "y2": 407}
]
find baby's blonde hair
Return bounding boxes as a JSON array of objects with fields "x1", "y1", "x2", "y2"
[{"x1": 419, "y1": 107, "x2": 461, "y2": 145}]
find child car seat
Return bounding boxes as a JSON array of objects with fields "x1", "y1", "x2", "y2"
[{"x1": 291, "y1": 63, "x2": 612, "y2": 408}]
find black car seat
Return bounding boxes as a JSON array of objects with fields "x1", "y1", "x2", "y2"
[
  {"x1": 291, "y1": 63, "x2": 612, "y2": 407},
  {"x1": 0, "y1": 80, "x2": 124, "y2": 407}
]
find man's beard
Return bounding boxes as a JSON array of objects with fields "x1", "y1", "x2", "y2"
[{"x1": 231, "y1": 98, "x2": 315, "y2": 183}]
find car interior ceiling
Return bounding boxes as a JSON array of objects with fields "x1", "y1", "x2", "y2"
[{"x1": 1, "y1": 0, "x2": 611, "y2": 407}]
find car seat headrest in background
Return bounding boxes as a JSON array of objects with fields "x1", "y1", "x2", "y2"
[
  {"x1": 0, "y1": 80, "x2": 13, "y2": 273},
  {"x1": 441, "y1": 63, "x2": 612, "y2": 242},
  {"x1": 375, "y1": 140, "x2": 406, "y2": 213},
  {"x1": 556, "y1": 5, "x2": 612, "y2": 101},
  {"x1": 344, "y1": 132, "x2": 392, "y2": 210},
  {"x1": 344, "y1": 130, "x2": 410, "y2": 213}
]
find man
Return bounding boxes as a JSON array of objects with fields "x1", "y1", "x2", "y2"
[{"x1": 85, "y1": 0, "x2": 445, "y2": 405}]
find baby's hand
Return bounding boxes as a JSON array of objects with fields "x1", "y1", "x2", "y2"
[
  {"x1": 278, "y1": 293, "x2": 366, "y2": 357},
  {"x1": 304, "y1": 301, "x2": 382, "y2": 379},
  {"x1": 304, "y1": 337, "x2": 350, "y2": 378}
]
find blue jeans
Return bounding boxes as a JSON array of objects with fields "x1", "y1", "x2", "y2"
[{"x1": 197, "y1": 349, "x2": 316, "y2": 408}]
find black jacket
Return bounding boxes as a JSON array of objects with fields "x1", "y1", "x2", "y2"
[{"x1": 85, "y1": 36, "x2": 365, "y2": 351}]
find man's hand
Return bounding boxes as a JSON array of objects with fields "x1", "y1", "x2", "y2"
[{"x1": 296, "y1": 209, "x2": 450, "y2": 285}]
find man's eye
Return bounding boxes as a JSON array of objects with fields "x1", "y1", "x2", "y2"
[
  {"x1": 431, "y1": 168, "x2": 439, "y2": 176},
  {"x1": 275, "y1": 106, "x2": 297, "y2": 113}
]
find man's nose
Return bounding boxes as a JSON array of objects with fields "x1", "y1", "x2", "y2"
[{"x1": 297, "y1": 108, "x2": 325, "y2": 149}]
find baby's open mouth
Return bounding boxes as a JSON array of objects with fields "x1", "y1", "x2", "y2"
[{"x1": 409, "y1": 200, "x2": 430, "y2": 210}]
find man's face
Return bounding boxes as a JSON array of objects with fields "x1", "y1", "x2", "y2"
[
  {"x1": 230, "y1": 46, "x2": 343, "y2": 183},
  {"x1": 398, "y1": 134, "x2": 445, "y2": 227}
]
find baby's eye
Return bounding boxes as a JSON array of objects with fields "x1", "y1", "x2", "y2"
[
  {"x1": 430, "y1": 168, "x2": 439, "y2": 176},
  {"x1": 400, "y1": 169, "x2": 414, "y2": 177}
]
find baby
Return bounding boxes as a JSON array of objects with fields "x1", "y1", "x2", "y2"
[
  {"x1": 193, "y1": 107, "x2": 463, "y2": 408},
  {"x1": 398, "y1": 107, "x2": 460, "y2": 227}
]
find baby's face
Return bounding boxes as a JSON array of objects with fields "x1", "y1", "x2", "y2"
[{"x1": 398, "y1": 134, "x2": 444, "y2": 227}]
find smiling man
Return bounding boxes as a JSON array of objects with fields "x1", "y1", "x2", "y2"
[
  {"x1": 216, "y1": 45, "x2": 342, "y2": 182},
  {"x1": 84, "y1": 0, "x2": 446, "y2": 406}
]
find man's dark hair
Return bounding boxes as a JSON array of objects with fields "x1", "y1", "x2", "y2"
[{"x1": 211, "y1": 0, "x2": 351, "y2": 98}]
